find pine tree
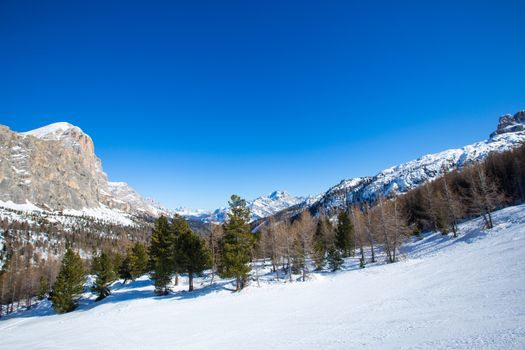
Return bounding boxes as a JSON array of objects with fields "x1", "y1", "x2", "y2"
[
  {"x1": 118, "y1": 251, "x2": 133, "y2": 283},
  {"x1": 175, "y1": 227, "x2": 211, "y2": 291},
  {"x1": 313, "y1": 216, "x2": 331, "y2": 271},
  {"x1": 170, "y1": 215, "x2": 192, "y2": 286},
  {"x1": 37, "y1": 276, "x2": 49, "y2": 300},
  {"x1": 149, "y1": 216, "x2": 175, "y2": 295},
  {"x1": 335, "y1": 211, "x2": 355, "y2": 257},
  {"x1": 129, "y1": 242, "x2": 149, "y2": 280},
  {"x1": 91, "y1": 251, "x2": 116, "y2": 301},
  {"x1": 220, "y1": 195, "x2": 255, "y2": 291},
  {"x1": 327, "y1": 247, "x2": 343, "y2": 272},
  {"x1": 51, "y1": 248, "x2": 85, "y2": 313}
]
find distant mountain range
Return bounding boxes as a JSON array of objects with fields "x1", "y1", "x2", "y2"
[{"x1": 0, "y1": 110, "x2": 524, "y2": 227}]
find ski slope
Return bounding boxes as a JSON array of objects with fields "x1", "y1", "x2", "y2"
[{"x1": 2, "y1": 205, "x2": 525, "y2": 349}]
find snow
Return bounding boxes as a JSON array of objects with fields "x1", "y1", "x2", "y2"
[
  {"x1": 63, "y1": 206, "x2": 136, "y2": 227},
  {"x1": 20, "y1": 122, "x2": 79, "y2": 140},
  {"x1": 0, "y1": 199, "x2": 44, "y2": 212},
  {"x1": 2, "y1": 204, "x2": 525, "y2": 349},
  {"x1": 0, "y1": 201, "x2": 136, "y2": 227}
]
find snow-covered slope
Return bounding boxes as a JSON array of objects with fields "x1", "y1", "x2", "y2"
[
  {"x1": 2, "y1": 204, "x2": 524, "y2": 349},
  {"x1": 296, "y1": 110, "x2": 525, "y2": 217},
  {"x1": 107, "y1": 182, "x2": 166, "y2": 217}
]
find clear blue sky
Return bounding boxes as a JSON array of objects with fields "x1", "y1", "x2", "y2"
[{"x1": 1, "y1": 0, "x2": 524, "y2": 209}]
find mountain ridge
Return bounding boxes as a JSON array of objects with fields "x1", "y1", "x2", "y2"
[
  {"x1": 1, "y1": 110, "x2": 524, "y2": 226},
  {"x1": 258, "y1": 110, "x2": 525, "y2": 222}
]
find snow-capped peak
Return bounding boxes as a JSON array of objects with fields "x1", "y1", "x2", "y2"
[
  {"x1": 21, "y1": 122, "x2": 83, "y2": 140},
  {"x1": 490, "y1": 110, "x2": 525, "y2": 138}
]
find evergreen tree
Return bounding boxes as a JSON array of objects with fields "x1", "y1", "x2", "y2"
[
  {"x1": 51, "y1": 248, "x2": 85, "y2": 313},
  {"x1": 118, "y1": 251, "x2": 133, "y2": 283},
  {"x1": 91, "y1": 251, "x2": 117, "y2": 301},
  {"x1": 335, "y1": 211, "x2": 355, "y2": 257},
  {"x1": 112, "y1": 252, "x2": 127, "y2": 281},
  {"x1": 313, "y1": 216, "x2": 331, "y2": 271},
  {"x1": 327, "y1": 247, "x2": 343, "y2": 272},
  {"x1": 175, "y1": 228, "x2": 211, "y2": 291},
  {"x1": 149, "y1": 216, "x2": 175, "y2": 295},
  {"x1": 37, "y1": 275, "x2": 49, "y2": 300},
  {"x1": 129, "y1": 242, "x2": 149, "y2": 280},
  {"x1": 170, "y1": 215, "x2": 192, "y2": 286},
  {"x1": 220, "y1": 195, "x2": 255, "y2": 291},
  {"x1": 291, "y1": 238, "x2": 304, "y2": 275}
]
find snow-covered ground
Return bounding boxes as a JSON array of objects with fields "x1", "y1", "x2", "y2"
[{"x1": 2, "y1": 205, "x2": 525, "y2": 349}]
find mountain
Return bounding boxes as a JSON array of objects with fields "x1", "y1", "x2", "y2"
[
  {"x1": 0, "y1": 122, "x2": 162, "y2": 221},
  {"x1": 263, "y1": 110, "x2": 525, "y2": 222},
  {"x1": 0, "y1": 122, "x2": 302, "y2": 225},
  {"x1": 177, "y1": 190, "x2": 306, "y2": 223},
  {"x1": 1, "y1": 110, "x2": 523, "y2": 227}
]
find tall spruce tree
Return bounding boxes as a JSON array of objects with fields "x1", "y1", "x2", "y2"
[
  {"x1": 327, "y1": 247, "x2": 344, "y2": 272},
  {"x1": 118, "y1": 251, "x2": 133, "y2": 284},
  {"x1": 51, "y1": 248, "x2": 85, "y2": 313},
  {"x1": 335, "y1": 211, "x2": 355, "y2": 257},
  {"x1": 170, "y1": 215, "x2": 192, "y2": 286},
  {"x1": 220, "y1": 195, "x2": 255, "y2": 291},
  {"x1": 129, "y1": 242, "x2": 149, "y2": 280},
  {"x1": 175, "y1": 228, "x2": 211, "y2": 291},
  {"x1": 91, "y1": 251, "x2": 117, "y2": 301},
  {"x1": 149, "y1": 216, "x2": 175, "y2": 295},
  {"x1": 37, "y1": 276, "x2": 49, "y2": 300},
  {"x1": 313, "y1": 216, "x2": 331, "y2": 271}
]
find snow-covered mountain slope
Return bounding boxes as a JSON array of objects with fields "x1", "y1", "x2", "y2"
[
  {"x1": 3, "y1": 204, "x2": 524, "y2": 349},
  {"x1": 281, "y1": 110, "x2": 525, "y2": 218},
  {"x1": 107, "y1": 182, "x2": 166, "y2": 217}
]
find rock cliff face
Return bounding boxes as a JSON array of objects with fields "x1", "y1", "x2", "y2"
[
  {"x1": 0, "y1": 122, "x2": 159, "y2": 217},
  {"x1": 0, "y1": 123, "x2": 109, "y2": 210},
  {"x1": 490, "y1": 111, "x2": 525, "y2": 137}
]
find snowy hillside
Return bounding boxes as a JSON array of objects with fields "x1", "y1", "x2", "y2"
[
  {"x1": 2, "y1": 204, "x2": 525, "y2": 349},
  {"x1": 294, "y1": 110, "x2": 525, "y2": 217}
]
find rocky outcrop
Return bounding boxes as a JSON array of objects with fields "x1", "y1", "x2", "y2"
[
  {"x1": 0, "y1": 123, "x2": 109, "y2": 210},
  {"x1": 0, "y1": 122, "x2": 160, "y2": 217},
  {"x1": 490, "y1": 111, "x2": 525, "y2": 137}
]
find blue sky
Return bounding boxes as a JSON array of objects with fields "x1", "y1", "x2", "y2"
[{"x1": 1, "y1": 0, "x2": 524, "y2": 209}]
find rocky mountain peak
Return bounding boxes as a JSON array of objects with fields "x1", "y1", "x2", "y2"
[
  {"x1": 490, "y1": 111, "x2": 525, "y2": 138},
  {"x1": 268, "y1": 190, "x2": 290, "y2": 200}
]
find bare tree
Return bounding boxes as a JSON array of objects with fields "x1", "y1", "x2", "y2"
[
  {"x1": 439, "y1": 169, "x2": 462, "y2": 237},
  {"x1": 350, "y1": 206, "x2": 366, "y2": 268},
  {"x1": 291, "y1": 211, "x2": 316, "y2": 282},
  {"x1": 363, "y1": 202, "x2": 376, "y2": 263},
  {"x1": 207, "y1": 223, "x2": 224, "y2": 285},
  {"x1": 466, "y1": 164, "x2": 506, "y2": 229}
]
